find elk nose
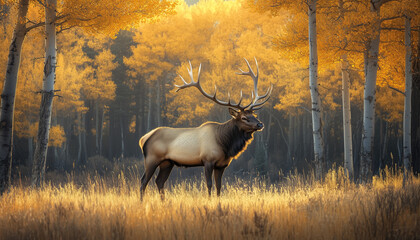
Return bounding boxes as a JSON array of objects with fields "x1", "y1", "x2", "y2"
[{"x1": 257, "y1": 123, "x2": 263, "y2": 129}]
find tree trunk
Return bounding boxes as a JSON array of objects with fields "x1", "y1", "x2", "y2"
[
  {"x1": 0, "y1": 0, "x2": 29, "y2": 194},
  {"x1": 95, "y1": 102, "x2": 99, "y2": 154},
  {"x1": 308, "y1": 0, "x2": 324, "y2": 179},
  {"x1": 264, "y1": 111, "x2": 272, "y2": 168},
  {"x1": 120, "y1": 117, "x2": 124, "y2": 159},
  {"x1": 99, "y1": 108, "x2": 105, "y2": 156},
  {"x1": 341, "y1": 55, "x2": 354, "y2": 177},
  {"x1": 95, "y1": 101, "x2": 104, "y2": 155},
  {"x1": 77, "y1": 112, "x2": 82, "y2": 164},
  {"x1": 31, "y1": 0, "x2": 57, "y2": 187},
  {"x1": 380, "y1": 120, "x2": 389, "y2": 168},
  {"x1": 403, "y1": 16, "x2": 412, "y2": 171},
  {"x1": 359, "y1": 8, "x2": 381, "y2": 182},
  {"x1": 28, "y1": 137, "x2": 33, "y2": 165},
  {"x1": 147, "y1": 84, "x2": 152, "y2": 132},
  {"x1": 287, "y1": 114, "x2": 293, "y2": 169},
  {"x1": 53, "y1": 115, "x2": 59, "y2": 169},
  {"x1": 82, "y1": 113, "x2": 87, "y2": 165},
  {"x1": 412, "y1": 29, "x2": 420, "y2": 174},
  {"x1": 156, "y1": 78, "x2": 161, "y2": 127},
  {"x1": 108, "y1": 114, "x2": 113, "y2": 159}
]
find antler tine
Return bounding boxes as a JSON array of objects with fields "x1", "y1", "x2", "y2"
[
  {"x1": 236, "y1": 58, "x2": 273, "y2": 111},
  {"x1": 253, "y1": 57, "x2": 259, "y2": 97},
  {"x1": 238, "y1": 91, "x2": 254, "y2": 110},
  {"x1": 254, "y1": 57, "x2": 259, "y2": 78},
  {"x1": 237, "y1": 90, "x2": 243, "y2": 106},
  {"x1": 174, "y1": 74, "x2": 190, "y2": 92},
  {"x1": 236, "y1": 58, "x2": 259, "y2": 97},
  {"x1": 197, "y1": 63, "x2": 202, "y2": 83},
  {"x1": 249, "y1": 85, "x2": 273, "y2": 110},
  {"x1": 237, "y1": 58, "x2": 257, "y2": 80},
  {"x1": 188, "y1": 61, "x2": 195, "y2": 83}
]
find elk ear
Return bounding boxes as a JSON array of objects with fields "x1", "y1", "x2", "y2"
[{"x1": 229, "y1": 108, "x2": 240, "y2": 119}]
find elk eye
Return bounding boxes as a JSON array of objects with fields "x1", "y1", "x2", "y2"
[{"x1": 241, "y1": 117, "x2": 249, "y2": 122}]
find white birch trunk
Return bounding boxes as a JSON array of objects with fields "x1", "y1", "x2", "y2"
[
  {"x1": 403, "y1": 16, "x2": 412, "y2": 171},
  {"x1": 0, "y1": 0, "x2": 29, "y2": 193},
  {"x1": 308, "y1": 0, "x2": 324, "y2": 179},
  {"x1": 31, "y1": 0, "x2": 57, "y2": 187},
  {"x1": 360, "y1": 9, "x2": 381, "y2": 182},
  {"x1": 341, "y1": 55, "x2": 354, "y2": 177}
]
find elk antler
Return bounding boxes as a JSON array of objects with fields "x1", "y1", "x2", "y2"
[
  {"x1": 236, "y1": 58, "x2": 273, "y2": 111},
  {"x1": 175, "y1": 61, "x2": 254, "y2": 111}
]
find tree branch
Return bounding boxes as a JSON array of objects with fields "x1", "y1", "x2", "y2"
[
  {"x1": 56, "y1": 25, "x2": 75, "y2": 34},
  {"x1": 297, "y1": 105, "x2": 312, "y2": 114},
  {"x1": 382, "y1": 27, "x2": 420, "y2": 32},
  {"x1": 381, "y1": 15, "x2": 404, "y2": 22},
  {"x1": 385, "y1": 81, "x2": 405, "y2": 95},
  {"x1": 25, "y1": 21, "x2": 44, "y2": 33}
]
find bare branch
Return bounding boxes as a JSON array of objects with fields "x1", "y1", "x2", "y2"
[
  {"x1": 387, "y1": 84, "x2": 405, "y2": 95},
  {"x1": 382, "y1": 27, "x2": 420, "y2": 32},
  {"x1": 381, "y1": 15, "x2": 404, "y2": 22},
  {"x1": 297, "y1": 105, "x2": 312, "y2": 114},
  {"x1": 25, "y1": 21, "x2": 44, "y2": 33}
]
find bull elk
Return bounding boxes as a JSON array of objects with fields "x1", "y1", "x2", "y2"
[{"x1": 139, "y1": 58, "x2": 272, "y2": 199}]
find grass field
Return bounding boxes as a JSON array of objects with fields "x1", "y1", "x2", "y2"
[{"x1": 0, "y1": 168, "x2": 419, "y2": 240}]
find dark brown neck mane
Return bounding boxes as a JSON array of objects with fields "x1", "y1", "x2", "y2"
[{"x1": 215, "y1": 119, "x2": 254, "y2": 159}]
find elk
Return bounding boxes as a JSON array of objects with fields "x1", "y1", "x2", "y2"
[{"x1": 139, "y1": 58, "x2": 272, "y2": 199}]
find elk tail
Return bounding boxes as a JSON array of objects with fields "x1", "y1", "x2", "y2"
[{"x1": 139, "y1": 128, "x2": 160, "y2": 158}]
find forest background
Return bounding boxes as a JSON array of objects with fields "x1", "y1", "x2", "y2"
[{"x1": 0, "y1": 0, "x2": 419, "y2": 185}]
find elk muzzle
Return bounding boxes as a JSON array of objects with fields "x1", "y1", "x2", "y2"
[{"x1": 256, "y1": 122, "x2": 264, "y2": 131}]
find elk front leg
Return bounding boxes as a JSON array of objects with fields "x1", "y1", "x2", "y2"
[
  {"x1": 204, "y1": 162, "x2": 214, "y2": 196},
  {"x1": 214, "y1": 167, "x2": 225, "y2": 197}
]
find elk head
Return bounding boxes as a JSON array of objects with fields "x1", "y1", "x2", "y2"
[{"x1": 175, "y1": 58, "x2": 273, "y2": 133}]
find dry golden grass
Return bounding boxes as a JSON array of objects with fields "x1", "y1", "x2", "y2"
[{"x1": 1, "y1": 168, "x2": 419, "y2": 240}]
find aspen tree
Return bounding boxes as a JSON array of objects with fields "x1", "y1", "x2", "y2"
[
  {"x1": 247, "y1": 0, "x2": 325, "y2": 178},
  {"x1": 0, "y1": 0, "x2": 30, "y2": 193}
]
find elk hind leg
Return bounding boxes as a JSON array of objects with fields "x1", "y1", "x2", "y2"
[
  {"x1": 155, "y1": 160, "x2": 174, "y2": 200},
  {"x1": 140, "y1": 158, "x2": 159, "y2": 200}
]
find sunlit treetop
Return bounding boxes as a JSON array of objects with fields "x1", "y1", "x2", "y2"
[
  {"x1": 20, "y1": 0, "x2": 178, "y2": 37},
  {"x1": 61, "y1": 0, "x2": 177, "y2": 36}
]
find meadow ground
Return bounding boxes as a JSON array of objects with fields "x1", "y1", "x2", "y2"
[{"x1": 0, "y1": 167, "x2": 419, "y2": 240}]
